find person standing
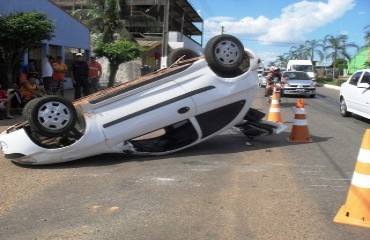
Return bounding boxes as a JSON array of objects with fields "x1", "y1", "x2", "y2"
[
  {"x1": 87, "y1": 55, "x2": 102, "y2": 93},
  {"x1": 0, "y1": 83, "x2": 15, "y2": 119},
  {"x1": 42, "y1": 55, "x2": 53, "y2": 94},
  {"x1": 71, "y1": 53, "x2": 90, "y2": 100},
  {"x1": 52, "y1": 56, "x2": 67, "y2": 96}
]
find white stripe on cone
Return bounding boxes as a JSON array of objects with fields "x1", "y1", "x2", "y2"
[
  {"x1": 351, "y1": 172, "x2": 370, "y2": 189},
  {"x1": 269, "y1": 108, "x2": 281, "y2": 113},
  {"x1": 295, "y1": 108, "x2": 306, "y2": 114},
  {"x1": 292, "y1": 119, "x2": 308, "y2": 126},
  {"x1": 357, "y1": 149, "x2": 370, "y2": 164}
]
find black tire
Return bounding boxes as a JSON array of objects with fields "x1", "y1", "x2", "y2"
[
  {"x1": 22, "y1": 98, "x2": 42, "y2": 119},
  {"x1": 167, "y1": 48, "x2": 199, "y2": 66},
  {"x1": 340, "y1": 98, "x2": 351, "y2": 117},
  {"x1": 204, "y1": 34, "x2": 245, "y2": 72},
  {"x1": 28, "y1": 96, "x2": 77, "y2": 137},
  {"x1": 310, "y1": 94, "x2": 315, "y2": 98}
]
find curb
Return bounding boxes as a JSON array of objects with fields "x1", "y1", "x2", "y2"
[{"x1": 322, "y1": 84, "x2": 341, "y2": 91}]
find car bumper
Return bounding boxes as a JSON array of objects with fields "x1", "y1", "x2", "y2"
[{"x1": 282, "y1": 88, "x2": 316, "y2": 95}]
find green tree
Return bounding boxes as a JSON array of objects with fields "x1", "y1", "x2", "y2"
[
  {"x1": 94, "y1": 41, "x2": 142, "y2": 87},
  {"x1": 84, "y1": 0, "x2": 130, "y2": 43},
  {"x1": 304, "y1": 39, "x2": 324, "y2": 62},
  {"x1": 275, "y1": 53, "x2": 289, "y2": 68},
  {"x1": 324, "y1": 34, "x2": 359, "y2": 80},
  {"x1": 0, "y1": 12, "x2": 54, "y2": 87}
]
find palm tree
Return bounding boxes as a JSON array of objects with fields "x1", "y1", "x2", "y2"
[
  {"x1": 289, "y1": 45, "x2": 310, "y2": 60},
  {"x1": 304, "y1": 39, "x2": 324, "y2": 63},
  {"x1": 70, "y1": 0, "x2": 131, "y2": 43},
  {"x1": 275, "y1": 53, "x2": 289, "y2": 68},
  {"x1": 324, "y1": 34, "x2": 359, "y2": 81}
]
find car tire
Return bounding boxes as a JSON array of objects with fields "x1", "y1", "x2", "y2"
[
  {"x1": 22, "y1": 98, "x2": 42, "y2": 119},
  {"x1": 28, "y1": 96, "x2": 78, "y2": 137},
  {"x1": 340, "y1": 98, "x2": 351, "y2": 117},
  {"x1": 310, "y1": 94, "x2": 315, "y2": 98},
  {"x1": 204, "y1": 34, "x2": 245, "y2": 72},
  {"x1": 167, "y1": 48, "x2": 199, "y2": 66}
]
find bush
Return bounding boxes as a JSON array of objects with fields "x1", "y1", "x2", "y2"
[
  {"x1": 316, "y1": 77, "x2": 333, "y2": 83},
  {"x1": 335, "y1": 79, "x2": 346, "y2": 86}
]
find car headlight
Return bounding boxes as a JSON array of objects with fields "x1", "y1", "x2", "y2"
[
  {"x1": 283, "y1": 83, "x2": 290, "y2": 87},
  {"x1": 310, "y1": 82, "x2": 316, "y2": 87},
  {"x1": 0, "y1": 141, "x2": 7, "y2": 152}
]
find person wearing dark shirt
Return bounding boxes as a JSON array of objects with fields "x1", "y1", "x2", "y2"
[{"x1": 70, "y1": 53, "x2": 90, "y2": 100}]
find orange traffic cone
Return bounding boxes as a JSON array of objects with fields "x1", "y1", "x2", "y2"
[
  {"x1": 267, "y1": 90, "x2": 283, "y2": 123},
  {"x1": 334, "y1": 129, "x2": 370, "y2": 228},
  {"x1": 287, "y1": 99, "x2": 312, "y2": 143}
]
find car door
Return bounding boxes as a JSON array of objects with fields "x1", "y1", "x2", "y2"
[
  {"x1": 357, "y1": 71, "x2": 370, "y2": 116},
  {"x1": 344, "y1": 71, "x2": 363, "y2": 111},
  {"x1": 97, "y1": 80, "x2": 197, "y2": 146}
]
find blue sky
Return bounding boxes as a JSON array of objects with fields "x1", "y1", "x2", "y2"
[{"x1": 189, "y1": 0, "x2": 369, "y2": 66}]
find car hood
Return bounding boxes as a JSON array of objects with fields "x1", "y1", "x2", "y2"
[{"x1": 286, "y1": 79, "x2": 314, "y2": 86}]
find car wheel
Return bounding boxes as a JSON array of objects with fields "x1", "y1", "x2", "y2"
[
  {"x1": 22, "y1": 98, "x2": 42, "y2": 119},
  {"x1": 204, "y1": 34, "x2": 245, "y2": 72},
  {"x1": 340, "y1": 98, "x2": 351, "y2": 117},
  {"x1": 28, "y1": 96, "x2": 78, "y2": 137},
  {"x1": 167, "y1": 48, "x2": 199, "y2": 66},
  {"x1": 310, "y1": 94, "x2": 315, "y2": 98}
]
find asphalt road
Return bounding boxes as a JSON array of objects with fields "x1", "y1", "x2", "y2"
[{"x1": 1, "y1": 86, "x2": 370, "y2": 240}]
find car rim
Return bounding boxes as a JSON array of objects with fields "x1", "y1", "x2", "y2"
[
  {"x1": 37, "y1": 101, "x2": 72, "y2": 130},
  {"x1": 214, "y1": 40, "x2": 240, "y2": 65}
]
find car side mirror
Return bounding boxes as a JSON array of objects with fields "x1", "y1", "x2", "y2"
[{"x1": 357, "y1": 82, "x2": 370, "y2": 89}]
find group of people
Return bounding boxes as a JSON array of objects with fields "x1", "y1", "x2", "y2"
[
  {"x1": 0, "y1": 53, "x2": 102, "y2": 119},
  {"x1": 70, "y1": 53, "x2": 102, "y2": 99},
  {"x1": 41, "y1": 53, "x2": 102, "y2": 99}
]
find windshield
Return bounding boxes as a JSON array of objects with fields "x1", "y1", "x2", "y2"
[
  {"x1": 283, "y1": 72, "x2": 310, "y2": 80},
  {"x1": 292, "y1": 65, "x2": 312, "y2": 72}
]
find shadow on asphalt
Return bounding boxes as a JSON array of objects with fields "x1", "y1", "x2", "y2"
[{"x1": 15, "y1": 130, "x2": 333, "y2": 169}]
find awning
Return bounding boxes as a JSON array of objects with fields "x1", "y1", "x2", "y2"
[{"x1": 137, "y1": 40, "x2": 162, "y2": 51}]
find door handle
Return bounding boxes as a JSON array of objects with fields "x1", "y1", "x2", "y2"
[{"x1": 178, "y1": 107, "x2": 190, "y2": 114}]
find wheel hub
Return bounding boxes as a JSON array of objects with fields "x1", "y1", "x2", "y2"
[
  {"x1": 215, "y1": 40, "x2": 240, "y2": 65},
  {"x1": 37, "y1": 102, "x2": 71, "y2": 130}
]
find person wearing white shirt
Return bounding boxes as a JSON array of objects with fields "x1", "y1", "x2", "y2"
[{"x1": 42, "y1": 55, "x2": 53, "y2": 94}]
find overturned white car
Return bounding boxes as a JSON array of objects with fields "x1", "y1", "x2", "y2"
[{"x1": 0, "y1": 35, "x2": 283, "y2": 165}]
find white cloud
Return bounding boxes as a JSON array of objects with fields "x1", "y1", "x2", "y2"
[{"x1": 203, "y1": 0, "x2": 355, "y2": 44}]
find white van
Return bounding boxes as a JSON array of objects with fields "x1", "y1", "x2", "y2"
[{"x1": 286, "y1": 60, "x2": 315, "y2": 79}]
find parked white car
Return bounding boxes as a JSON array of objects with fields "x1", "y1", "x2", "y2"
[
  {"x1": 0, "y1": 35, "x2": 284, "y2": 165},
  {"x1": 281, "y1": 71, "x2": 316, "y2": 97},
  {"x1": 340, "y1": 69, "x2": 370, "y2": 119}
]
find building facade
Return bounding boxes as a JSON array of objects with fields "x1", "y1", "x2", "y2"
[
  {"x1": 0, "y1": 0, "x2": 90, "y2": 86},
  {"x1": 348, "y1": 47, "x2": 370, "y2": 74},
  {"x1": 53, "y1": 0, "x2": 203, "y2": 73}
]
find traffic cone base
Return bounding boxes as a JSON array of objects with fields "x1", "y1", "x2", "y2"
[
  {"x1": 334, "y1": 184, "x2": 370, "y2": 228},
  {"x1": 333, "y1": 129, "x2": 370, "y2": 228}
]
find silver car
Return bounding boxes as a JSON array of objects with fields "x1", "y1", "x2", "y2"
[{"x1": 281, "y1": 71, "x2": 316, "y2": 97}]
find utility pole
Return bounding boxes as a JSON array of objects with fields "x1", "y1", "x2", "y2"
[
  {"x1": 221, "y1": 26, "x2": 224, "y2": 35},
  {"x1": 160, "y1": 0, "x2": 170, "y2": 69}
]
